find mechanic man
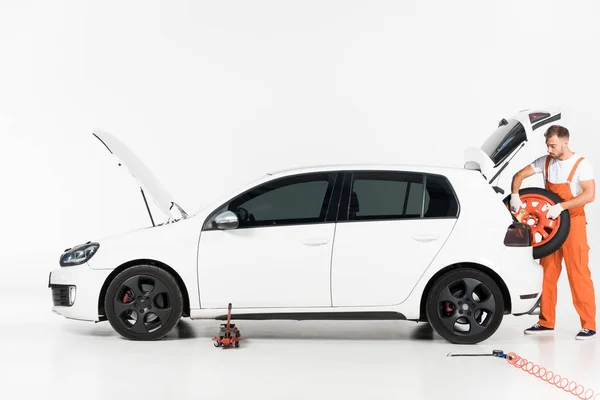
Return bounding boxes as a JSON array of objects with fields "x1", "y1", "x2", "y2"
[{"x1": 510, "y1": 124, "x2": 596, "y2": 340}]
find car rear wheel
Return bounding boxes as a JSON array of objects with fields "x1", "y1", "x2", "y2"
[
  {"x1": 502, "y1": 187, "x2": 570, "y2": 259},
  {"x1": 105, "y1": 265, "x2": 183, "y2": 341},
  {"x1": 426, "y1": 268, "x2": 504, "y2": 344}
]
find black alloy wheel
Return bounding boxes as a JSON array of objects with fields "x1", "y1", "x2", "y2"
[
  {"x1": 426, "y1": 268, "x2": 504, "y2": 344},
  {"x1": 105, "y1": 265, "x2": 183, "y2": 341}
]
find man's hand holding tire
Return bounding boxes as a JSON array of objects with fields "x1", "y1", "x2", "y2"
[{"x1": 510, "y1": 193, "x2": 523, "y2": 213}]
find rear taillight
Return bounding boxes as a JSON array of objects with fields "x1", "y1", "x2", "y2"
[{"x1": 504, "y1": 222, "x2": 531, "y2": 247}]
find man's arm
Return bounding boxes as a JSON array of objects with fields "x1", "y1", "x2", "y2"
[
  {"x1": 508, "y1": 164, "x2": 538, "y2": 213},
  {"x1": 561, "y1": 179, "x2": 596, "y2": 210},
  {"x1": 511, "y1": 164, "x2": 537, "y2": 194}
]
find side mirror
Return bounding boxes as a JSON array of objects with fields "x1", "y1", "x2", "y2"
[{"x1": 214, "y1": 211, "x2": 239, "y2": 230}]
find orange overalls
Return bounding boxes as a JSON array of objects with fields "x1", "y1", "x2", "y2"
[{"x1": 538, "y1": 155, "x2": 596, "y2": 331}]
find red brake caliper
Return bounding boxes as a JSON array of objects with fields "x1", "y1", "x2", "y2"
[{"x1": 123, "y1": 289, "x2": 133, "y2": 303}]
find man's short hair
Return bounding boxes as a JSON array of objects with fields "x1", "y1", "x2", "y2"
[{"x1": 544, "y1": 125, "x2": 570, "y2": 139}]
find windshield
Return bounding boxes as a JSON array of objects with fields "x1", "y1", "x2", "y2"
[{"x1": 481, "y1": 118, "x2": 527, "y2": 166}]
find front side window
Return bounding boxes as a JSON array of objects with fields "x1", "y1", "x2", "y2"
[
  {"x1": 481, "y1": 118, "x2": 527, "y2": 166},
  {"x1": 214, "y1": 172, "x2": 338, "y2": 228},
  {"x1": 347, "y1": 171, "x2": 425, "y2": 221}
]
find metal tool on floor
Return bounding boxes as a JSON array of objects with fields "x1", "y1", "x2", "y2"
[
  {"x1": 212, "y1": 303, "x2": 241, "y2": 348},
  {"x1": 447, "y1": 349, "x2": 598, "y2": 399},
  {"x1": 447, "y1": 349, "x2": 506, "y2": 358}
]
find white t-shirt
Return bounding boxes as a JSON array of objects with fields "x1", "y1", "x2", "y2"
[{"x1": 530, "y1": 153, "x2": 595, "y2": 197}]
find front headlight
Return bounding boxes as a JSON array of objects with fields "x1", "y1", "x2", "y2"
[{"x1": 60, "y1": 242, "x2": 100, "y2": 267}]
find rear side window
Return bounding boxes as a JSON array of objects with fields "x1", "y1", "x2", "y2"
[
  {"x1": 343, "y1": 171, "x2": 459, "y2": 221},
  {"x1": 423, "y1": 174, "x2": 459, "y2": 218},
  {"x1": 347, "y1": 171, "x2": 425, "y2": 221}
]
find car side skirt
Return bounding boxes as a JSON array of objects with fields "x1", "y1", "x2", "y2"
[{"x1": 190, "y1": 309, "x2": 407, "y2": 321}]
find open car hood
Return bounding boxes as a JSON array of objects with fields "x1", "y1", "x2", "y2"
[
  {"x1": 93, "y1": 129, "x2": 186, "y2": 222},
  {"x1": 464, "y1": 108, "x2": 562, "y2": 188}
]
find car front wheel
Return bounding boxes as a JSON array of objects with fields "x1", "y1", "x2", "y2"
[
  {"x1": 104, "y1": 265, "x2": 183, "y2": 341},
  {"x1": 426, "y1": 268, "x2": 504, "y2": 344}
]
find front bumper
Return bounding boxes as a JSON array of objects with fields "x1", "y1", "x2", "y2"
[{"x1": 48, "y1": 263, "x2": 112, "y2": 322}]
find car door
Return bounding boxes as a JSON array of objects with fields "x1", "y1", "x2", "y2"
[
  {"x1": 197, "y1": 171, "x2": 342, "y2": 309},
  {"x1": 331, "y1": 171, "x2": 459, "y2": 307}
]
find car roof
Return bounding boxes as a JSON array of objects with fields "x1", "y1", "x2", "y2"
[{"x1": 266, "y1": 163, "x2": 472, "y2": 177}]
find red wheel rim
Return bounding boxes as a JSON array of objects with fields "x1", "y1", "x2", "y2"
[{"x1": 507, "y1": 193, "x2": 561, "y2": 247}]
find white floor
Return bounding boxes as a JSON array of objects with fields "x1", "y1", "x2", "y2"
[{"x1": 4, "y1": 285, "x2": 599, "y2": 400}]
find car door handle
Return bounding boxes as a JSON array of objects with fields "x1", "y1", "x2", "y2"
[
  {"x1": 413, "y1": 234, "x2": 439, "y2": 242},
  {"x1": 301, "y1": 239, "x2": 329, "y2": 246}
]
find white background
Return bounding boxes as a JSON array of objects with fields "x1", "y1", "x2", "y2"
[
  {"x1": 2, "y1": 0, "x2": 600, "y2": 310},
  {"x1": 2, "y1": 2, "x2": 600, "y2": 399}
]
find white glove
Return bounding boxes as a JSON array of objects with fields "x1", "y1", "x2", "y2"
[
  {"x1": 509, "y1": 193, "x2": 523, "y2": 213},
  {"x1": 546, "y1": 203, "x2": 564, "y2": 219}
]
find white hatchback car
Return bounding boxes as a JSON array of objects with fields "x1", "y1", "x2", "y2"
[{"x1": 50, "y1": 110, "x2": 559, "y2": 344}]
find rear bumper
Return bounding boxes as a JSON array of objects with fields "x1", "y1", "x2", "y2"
[
  {"x1": 48, "y1": 264, "x2": 112, "y2": 322},
  {"x1": 514, "y1": 296, "x2": 541, "y2": 316},
  {"x1": 500, "y1": 247, "x2": 543, "y2": 315}
]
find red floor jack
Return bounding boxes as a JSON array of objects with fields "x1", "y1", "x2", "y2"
[{"x1": 212, "y1": 303, "x2": 241, "y2": 348}]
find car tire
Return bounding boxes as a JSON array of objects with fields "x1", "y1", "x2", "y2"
[
  {"x1": 426, "y1": 268, "x2": 504, "y2": 345},
  {"x1": 104, "y1": 265, "x2": 183, "y2": 341},
  {"x1": 502, "y1": 187, "x2": 570, "y2": 259}
]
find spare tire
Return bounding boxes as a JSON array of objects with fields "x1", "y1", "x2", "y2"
[{"x1": 502, "y1": 187, "x2": 570, "y2": 259}]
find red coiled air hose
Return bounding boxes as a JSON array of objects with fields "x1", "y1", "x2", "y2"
[{"x1": 505, "y1": 352, "x2": 599, "y2": 400}]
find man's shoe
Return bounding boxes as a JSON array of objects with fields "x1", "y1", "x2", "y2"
[
  {"x1": 575, "y1": 329, "x2": 596, "y2": 340},
  {"x1": 524, "y1": 323, "x2": 554, "y2": 335}
]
